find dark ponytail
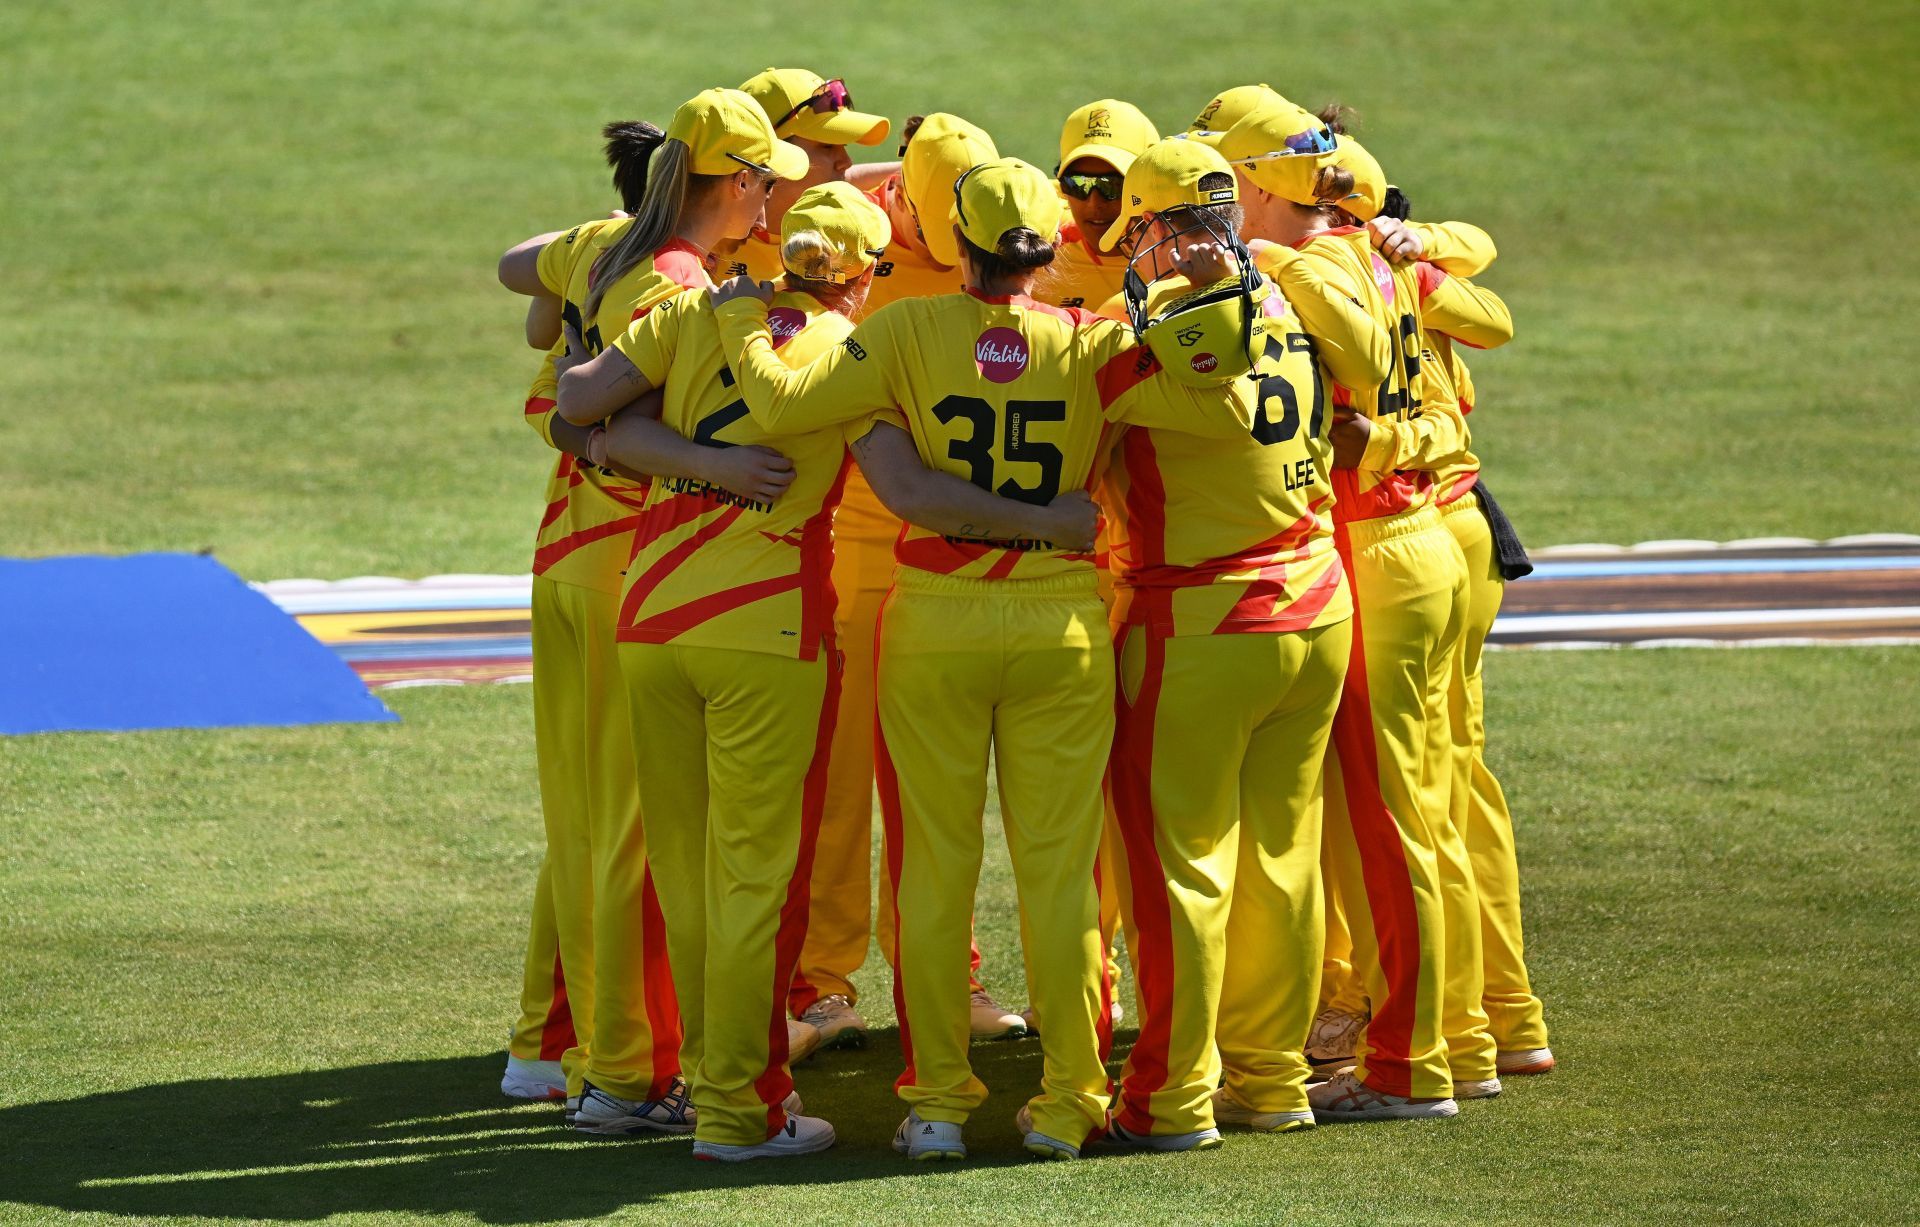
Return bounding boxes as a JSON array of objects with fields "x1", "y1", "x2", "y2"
[
  {"x1": 959, "y1": 227, "x2": 1054, "y2": 286},
  {"x1": 602, "y1": 120, "x2": 665, "y2": 215}
]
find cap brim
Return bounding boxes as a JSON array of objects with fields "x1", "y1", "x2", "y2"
[
  {"x1": 767, "y1": 138, "x2": 811, "y2": 181},
  {"x1": 1059, "y1": 144, "x2": 1134, "y2": 175},
  {"x1": 1184, "y1": 129, "x2": 1227, "y2": 149},
  {"x1": 1096, "y1": 201, "x2": 1143, "y2": 252},
  {"x1": 791, "y1": 108, "x2": 891, "y2": 147}
]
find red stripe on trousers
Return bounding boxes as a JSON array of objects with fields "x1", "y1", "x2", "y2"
[
  {"x1": 1110, "y1": 629, "x2": 1174, "y2": 1136},
  {"x1": 871, "y1": 590, "x2": 918, "y2": 1091},
  {"x1": 752, "y1": 655, "x2": 843, "y2": 1137},
  {"x1": 1327, "y1": 520, "x2": 1422, "y2": 1097},
  {"x1": 639, "y1": 867, "x2": 683, "y2": 1098},
  {"x1": 538, "y1": 950, "x2": 576, "y2": 1060}
]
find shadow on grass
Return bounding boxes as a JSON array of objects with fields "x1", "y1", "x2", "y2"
[{"x1": 0, "y1": 1029, "x2": 1137, "y2": 1223}]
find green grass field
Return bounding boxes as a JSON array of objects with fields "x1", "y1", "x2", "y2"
[
  {"x1": 4, "y1": 649, "x2": 1917, "y2": 1225},
  {"x1": 4, "y1": 0, "x2": 1919, "y2": 1223}
]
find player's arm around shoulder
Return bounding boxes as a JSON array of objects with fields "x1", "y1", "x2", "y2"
[
  {"x1": 710, "y1": 279, "x2": 904, "y2": 436},
  {"x1": 1260, "y1": 244, "x2": 1392, "y2": 389}
]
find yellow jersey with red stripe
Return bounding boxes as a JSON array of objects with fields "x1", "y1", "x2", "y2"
[
  {"x1": 1103, "y1": 246, "x2": 1389, "y2": 636},
  {"x1": 1044, "y1": 220, "x2": 1129, "y2": 317},
  {"x1": 1428, "y1": 334, "x2": 1482, "y2": 506},
  {"x1": 1283, "y1": 228, "x2": 1468, "y2": 525},
  {"x1": 524, "y1": 219, "x2": 713, "y2": 592},
  {"x1": 716, "y1": 289, "x2": 1257, "y2": 582},
  {"x1": 612, "y1": 290, "x2": 881, "y2": 660}
]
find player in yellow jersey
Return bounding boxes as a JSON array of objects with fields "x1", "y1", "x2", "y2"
[
  {"x1": 1222, "y1": 101, "x2": 1479, "y2": 1121},
  {"x1": 708, "y1": 158, "x2": 1263, "y2": 1161},
  {"x1": 1280, "y1": 124, "x2": 1528, "y2": 1101},
  {"x1": 497, "y1": 88, "x2": 816, "y2": 1136},
  {"x1": 723, "y1": 68, "x2": 896, "y2": 286},
  {"x1": 1366, "y1": 192, "x2": 1555, "y2": 1079},
  {"x1": 550, "y1": 183, "x2": 1096, "y2": 1158},
  {"x1": 778, "y1": 112, "x2": 1031, "y2": 1044},
  {"x1": 493, "y1": 119, "x2": 671, "y2": 1106},
  {"x1": 1089, "y1": 138, "x2": 1386, "y2": 1146},
  {"x1": 1044, "y1": 99, "x2": 1157, "y2": 315},
  {"x1": 498, "y1": 125, "x2": 647, "y2": 1099}
]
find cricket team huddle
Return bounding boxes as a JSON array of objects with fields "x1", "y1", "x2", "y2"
[{"x1": 491, "y1": 65, "x2": 1552, "y2": 1163}]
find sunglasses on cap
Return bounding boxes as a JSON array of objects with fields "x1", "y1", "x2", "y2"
[
  {"x1": 1227, "y1": 123, "x2": 1338, "y2": 164},
  {"x1": 1060, "y1": 171, "x2": 1124, "y2": 202},
  {"x1": 775, "y1": 78, "x2": 853, "y2": 130}
]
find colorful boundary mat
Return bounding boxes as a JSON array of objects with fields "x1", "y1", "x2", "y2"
[
  {"x1": 1, "y1": 553, "x2": 396, "y2": 734},
  {"x1": 257, "y1": 536, "x2": 1920, "y2": 690}
]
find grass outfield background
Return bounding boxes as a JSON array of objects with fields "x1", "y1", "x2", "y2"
[
  {"x1": 4, "y1": 650, "x2": 1917, "y2": 1224},
  {"x1": 2, "y1": 0, "x2": 1918, "y2": 577},
  {"x1": 3, "y1": 1, "x2": 1919, "y2": 1223}
]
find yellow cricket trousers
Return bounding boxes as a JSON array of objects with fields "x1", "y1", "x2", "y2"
[
  {"x1": 529, "y1": 576, "x2": 679, "y2": 1096},
  {"x1": 508, "y1": 857, "x2": 575, "y2": 1061},
  {"x1": 803, "y1": 480, "x2": 990, "y2": 1014},
  {"x1": 1110, "y1": 619, "x2": 1351, "y2": 1134},
  {"x1": 1321, "y1": 506, "x2": 1472, "y2": 1099},
  {"x1": 876, "y1": 568, "x2": 1114, "y2": 1147},
  {"x1": 537, "y1": 578, "x2": 679, "y2": 1106},
  {"x1": 1441, "y1": 494, "x2": 1549, "y2": 1052},
  {"x1": 619, "y1": 641, "x2": 839, "y2": 1147}
]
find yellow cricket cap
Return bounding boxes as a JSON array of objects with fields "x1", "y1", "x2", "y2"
[
  {"x1": 1328, "y1": 131, "x2": 1386, "y2": 221},
  {"x1": 901, "y1": 112, "x2": 998, "y2": 267},
  {"x1": 1185, "y1": 84, "x2": 1292, "y2": 148},
  {"x1": 1057, "y1": 99, "x2": 1159, "y2": 176},
  {"x1": 1098, "y1": 138, "x2": 1238, "y2": 252},
  {"x1": 738, "y1": 67, "x2": 890, "y2": 147},
  {"x1": 1217, "y1": 101, "x2": 1340, "y2": 206},
  {"x1": 665, "y1": 87, "x2": 809, "y2": 181},
  {"x1": 953, "y1": 158, "x2": 1061, "y2": 254},
  {"x1": 780, "y1": 181, "x2": 892, "y2": 283}
]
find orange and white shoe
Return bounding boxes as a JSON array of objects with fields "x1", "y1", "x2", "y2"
[
  {"x1": 500, "y1": 1055, "x2": 565, "y2": 1101},
  {"x1": 1497, "y1": 1047, "x2": 1556, "y2": 1076},
  {"x1": 1307, "y1": 1071, "x2": 1458, "y2": 1122}
]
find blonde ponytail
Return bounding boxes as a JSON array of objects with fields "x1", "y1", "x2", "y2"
[
  {"x1": 585, "y1": 140, "x2": 692, "y2": 320},
  {"x1": 780, "y1": 230, "x2": 847, "y2": 283}
]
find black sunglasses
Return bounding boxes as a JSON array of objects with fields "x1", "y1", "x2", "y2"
[{"x1": 1060, "y1": 171, "x2": 1124, "y2": 202}]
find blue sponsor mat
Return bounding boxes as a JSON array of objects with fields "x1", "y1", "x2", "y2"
[{"x1": 0, "y1": 553, "x2": 396, "y2": 735}]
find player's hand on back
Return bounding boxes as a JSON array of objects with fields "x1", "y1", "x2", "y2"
[
  {"x1": 1171, "y1": 240, "x2": 1240, "y2": 286},
  {"x1": 1329, "y1": 411, "x2": 1373, "y2": 469},
  {"x1": 556, "y1": 320, "x2": 590, "y2": 378},
  {"x1": 1035, "y1": 490, "x2": 1099, "y2": 552},
  {"x1": 1367, "y1": 217, "x2": 1425, "y2": 268},
  {"x1": 709, "y1": 276, "x2": 776, "y2": 309},
  {"x1": 701, "y1": 443, "x2": 794, "y2": 505}
]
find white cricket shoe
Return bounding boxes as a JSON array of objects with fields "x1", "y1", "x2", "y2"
[
  {"x1": 798, "y1": 994, "x2": 868, "y2": 1050},
  {"x1": 1304, "y1": 1008, "x2": 1368, "y2": 1067},
  {"x1": 787, "y1": 1017, "x2": 824, "y2": 1064},
  {"x1": 1454, "y1": 1077, "x2": 1503, "y2": 1100},
  {"x1": 1105, "y1": 1118, "x2": 1222, "y2": 1151},
  {"x1": 1307, "y1": 1071, "x2": 1458, "y2": 1122},
  {"x1": 1013, "y1": 1105, "x2": 1080, "y2": 1160},
  {"x1": 1019, "y1": 1000, "x2": 1124, "y2": 1035},
  {"x1": 1497, "y1": 1047, "x2": 1556, "y2": 1076},
  {"x1": 893, "y1": 1109, "x2": 966, "y2": 1161},
  {"x1": 970, "y1": 989, "x2": 1027, "y2": 1040},
  {"x1": 693, "y1": 1113, "x2": 835, "y2": 1162},
  {"x1": 500, "y1": 1055, "x2": 566, "y2": 1101},
  {"x1": 572, "y1": 1077, "x2": 696, "y2": 1135},
  {"x1": 1210, "y1": 1088, "x2": 1315, "y2": 1133}
]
